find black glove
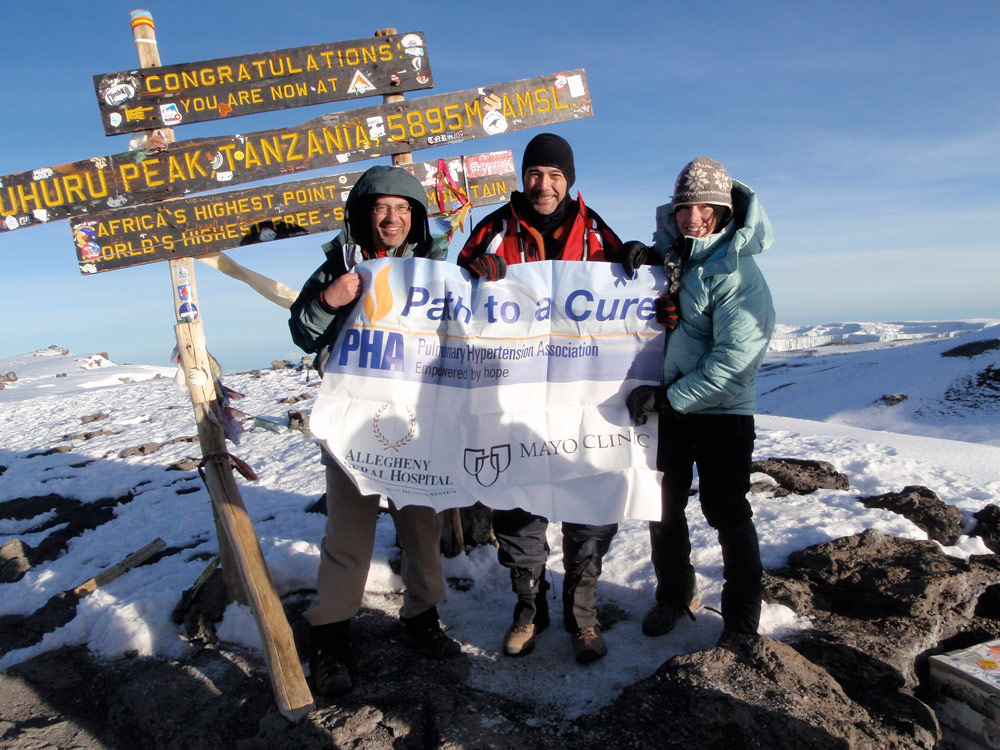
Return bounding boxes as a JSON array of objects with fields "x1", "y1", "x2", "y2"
[
  {"x1": 626, "y1": 385, "x2": 667, "y2": 426},
  {"x1": 617, "y1": 240, "x2": 649, "y2": 276},
  {"x1": 467, "y1": 254, "x2": 507, "y2": 281},
  {"x1": 655, "y1": 294, "x2": 679, "y2": 330}
]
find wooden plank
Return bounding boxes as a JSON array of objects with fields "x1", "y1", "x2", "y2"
[
  {"x1": 94, "y1": 32, "x2": 433, "y2": 135},
  {"x1": 0, "y1": 70, "x2": 590, "y2": 234},
  {"x1": 71, "y1": 150, "x2": 517, "y2": 273},
  {"x1": 71, "y1": 538, "x2": 166, "y2": 597}
]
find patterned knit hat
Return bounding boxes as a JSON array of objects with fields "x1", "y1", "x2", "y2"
[
  {"x1": 671, "y1": 157, "x2": 733, "y2": 212},
  {"x1": 522, "y1": 133, "x2": 576, "y2": 189}
]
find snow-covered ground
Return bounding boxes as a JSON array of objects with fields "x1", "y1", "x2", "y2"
[{"x1": 1, "y1": 320, "x2": 999, "y2": 719}]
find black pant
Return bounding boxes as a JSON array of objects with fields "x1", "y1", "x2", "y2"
[
  {"x1": 652, "y1": 412, "x2": 763, "y2": 634},
  {"x1": 493, "y1": 508, "x2": 617, "y2": 630}
]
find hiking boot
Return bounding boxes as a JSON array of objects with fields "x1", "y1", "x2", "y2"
[
  {"x1": 716, "y1": 629, "x2": 763, "y2": 652},
  {"x1": 641, "y1": 593, "x2": 701, "y2": 637},
  {"x1": 310, "y1": 650, "x2": 352, "y2": 697},
  {"x1": 399, "y1": 607, "x2": 462, "y2": 658},
  {"x1": 309, "y1": 620, "x2": 352, "y2": 697},
  {"x1": 503, "y1": 622, "x2": 541, "y2": 656},
  {"x1": 571, "y1": 625, "x2": 607, "y2": 664}
]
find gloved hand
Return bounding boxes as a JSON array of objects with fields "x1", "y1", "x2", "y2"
[
  {"x1": 466, "y1": 254, "x2": 507, "y2": 281},
  {"x1": 626, "y1": 385, "x2": 667, "y2": 426},
  {"x1": 655, "y1": 294, "x2": 679, "y2": 330},
  {"x1": 618, "y1": 240, "x2": 649, "y2": 276}
]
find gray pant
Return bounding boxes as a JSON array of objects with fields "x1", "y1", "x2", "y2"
[{"x1": 306, "y1": 461, "x2": 445, "y2": 626}]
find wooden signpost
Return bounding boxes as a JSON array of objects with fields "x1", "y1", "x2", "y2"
[
  {"x1": 70, "y1": 150, "x2": 517, "y2": 273},
  {"x1": 94, "y1": 32, "x2": 433, "y2": 135},
  {"x1": 0, "y1": 70, "x2": 590, "y2": 233}
]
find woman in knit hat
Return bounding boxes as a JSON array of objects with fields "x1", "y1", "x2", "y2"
[{"x1": 627, "y1": 156, "x2": 775, "y2": 648}]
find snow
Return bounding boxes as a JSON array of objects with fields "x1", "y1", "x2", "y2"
[{"x1": 2, "y1": 319, "x2": 999, "y2": 719}]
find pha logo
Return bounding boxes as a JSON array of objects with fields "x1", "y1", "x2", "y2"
[
  {"x1": 463, "y1": 445, "x2": 511, "y2": 487},
  {"x1": 339, "y1": 265, "x2": 404, "y2": 371}
]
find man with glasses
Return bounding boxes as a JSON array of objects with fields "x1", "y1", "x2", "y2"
[{"x1": 289, "y1": 165, "x2": 460, "y2": 698}]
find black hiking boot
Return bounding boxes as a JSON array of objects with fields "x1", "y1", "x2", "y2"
[
  {"x1": 310, "y1": 620, "x2": 353, "y2": 697},
  {"x1": 399, "y1": 606, "x2": 461, "y2": 658},
  {"x1": 641, "y1": 592, "x2": 701, "y2": 637}
]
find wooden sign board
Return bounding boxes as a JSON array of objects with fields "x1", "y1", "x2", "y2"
[
  {"x1": 0, "y1": 70, "x2": 590, "y2": 234},
  {"x1": 71, "y1": 150, "x2": 517, "y2": 273},
  {"x1": 94, "y1": 32, "x2": 433, "y2": 135}
]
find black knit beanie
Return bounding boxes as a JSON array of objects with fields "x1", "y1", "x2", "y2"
[{"x1": 521, "y1": 133, "x2": 575, "y2": 189}]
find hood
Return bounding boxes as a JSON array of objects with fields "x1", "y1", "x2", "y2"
[
  {"x1": 653, "y1": 180, "x2": 772, "y2": 272},
  {"x1": 335, "y1": 165, "x2": 433, "y2": 255}
]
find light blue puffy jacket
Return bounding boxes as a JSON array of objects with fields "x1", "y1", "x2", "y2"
[{"x1": 651, "y1": 180, "x2": 775, "y2": 415}]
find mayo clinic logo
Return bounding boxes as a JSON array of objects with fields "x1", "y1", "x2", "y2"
[{"x1": 463, "y1": 445, "x2": 511, "y2": 487}]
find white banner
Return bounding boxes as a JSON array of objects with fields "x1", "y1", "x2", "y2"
[{"x1": 311, "y1": 258, "x2": 666, "y2": 524}]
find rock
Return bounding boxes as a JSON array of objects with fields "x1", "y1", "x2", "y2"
[
  {"x1": 877, "y1": 393, "x2": 908, "y2": 406},
  {"x1": 765, "y1": 529, "x2": 1000, "y2": 689},
  {"x1": 287, "y1": 409, "x2": 309, "y2": 431},
  {"x1": 2, "y1": 371, "x2": 17, "y2": 382},
  {"x1": 80, "y1": 412, "x2": 108, "y2": 424},
  {"x1": 0, "y1": 538, "x2": 32, "y2": 583},
  {"x1": 971, "y1": 504, "x2": 1000, "y2": 554},
  {"x1": 572, "y1": 636, "x2": 937, "y2": 749},
  {"x1": 270, "y1": 360, "x2": 294, "y2": 370},
  {"x1": 752, "y1": 457, "x2": 851, "y2": 494},
  {"x1": 857, "y1": 485, "x2": 964, "y2": 545},
  {"x1": 941, "y1": 338, "x2": 1000, "y2": 358},
  {"x1": 119, "y1": 442, "x2": 163, "y2": 458},
  {"x1": 171, "y1": 567, "x2": 233, "y2": 643}
]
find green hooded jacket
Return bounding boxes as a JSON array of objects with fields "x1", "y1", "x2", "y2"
[
  {"x1": 288, "y1": 165, "x2": 445, "y2": 354},
  {"x1": 652, "y1": 180, "x2": 775, "y2": 415}
]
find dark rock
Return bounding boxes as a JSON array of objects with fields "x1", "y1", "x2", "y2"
[
  {"x1": 287, "y1": 409, "x2": 310, "y2": 431},
  {"x1": 119, "y1": 442, "x2": 162, "y2": 458},
  {"x1": 941, "y1": 338, "x2": 1000, "y2": 358},
  {"x1": 765, "y1": 529, "x2": 1000, "y2": 688},
  {"x1": 80, "y1": 412, "x2": 108, "y2": 424},
  {"x1": 971, "y1": 504, "x2": 1000, "y2": 554},
  {"x1": 63, "y1": 429, "x2": 119, "y2": 441},
  {"x1": 2, "y1": 371, "x2": 17, "y2": 382},
  {"x1": 752, "y1": 457, "x2": 851, "y2": 494},
  {"x1": 0, "y1": 538, "x2": 32, "y2": 583},
  {"x1": 167, "y1": 458, "x2": 201, "y2": 472},
  {"x1": 877, "y1": 393, "x2": 908, "y2": 406},
  {"x1": 279, "y1": 393, "x2": 312, "y2": 404},
  {"x1": 857, "y1": 485, "x2": 964, "y2": 545},
  {"x1": 270, "y1": 360, "x2": 294, "y2": 370},
  {"x1": 572, "y1": 636, "x2": 936, "y2": 749},
  {"x1": 25, "y1": 446, "x2": 72, "y2": 457},
  {"x1": 172, "y1": 567, "x2": 232, "y2": 643}
]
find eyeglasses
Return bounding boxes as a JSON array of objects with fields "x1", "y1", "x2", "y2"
[{"x1": 372, "y1": 203, "x2": 411, "y2": 216}]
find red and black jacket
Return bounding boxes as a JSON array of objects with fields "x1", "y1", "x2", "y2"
[{"x1": 457, "y1": 191, "x2": 622, "y2": 268}]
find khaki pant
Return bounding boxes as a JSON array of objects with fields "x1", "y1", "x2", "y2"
[{"x1": 306, "y1": 461, "x2": 445, "y2": 625}]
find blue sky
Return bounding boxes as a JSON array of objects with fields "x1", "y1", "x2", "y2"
[{"x1": 1, "y1": 1, "x2": 997, "y2": 371}]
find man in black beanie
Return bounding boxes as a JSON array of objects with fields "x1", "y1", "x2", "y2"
[{"x1": 457, "y1": 133, "x2": 625, "y2": 665}]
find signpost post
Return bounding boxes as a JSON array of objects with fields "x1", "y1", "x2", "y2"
[{"x1": 128, "y1": 9, "x2": 314, "y2": 722}]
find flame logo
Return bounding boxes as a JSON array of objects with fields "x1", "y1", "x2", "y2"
[{"x1": 363, "y1": 266, "x2": 393, "y2": 322}]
